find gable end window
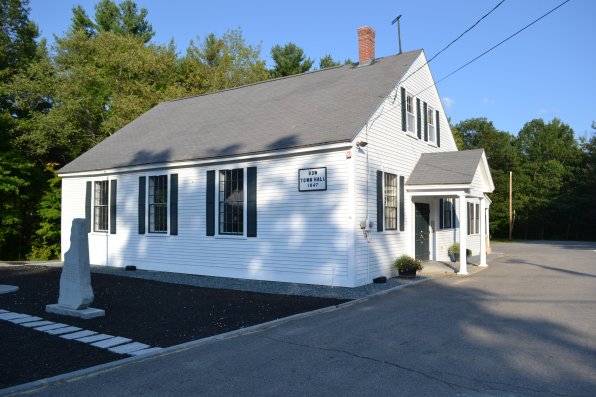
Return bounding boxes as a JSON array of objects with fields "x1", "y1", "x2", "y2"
[
  {"x1": 427, "y1": 106, "x2": 436, "y2": 144},
  {"x1": 149, "y1": 175, "x2": 168, "y2": 233},
  {"x1": 406, "y1": 92, "x2": 415, "y2": 134},
  {"x1": 219, "y1": 169, "x2": 244, "y2": 235},
  {"x1": 94, "y1": 181, "x2": 109, "y2": 232}
]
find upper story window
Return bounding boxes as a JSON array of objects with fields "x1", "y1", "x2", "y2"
[
  {"x1": 384, "y1": 173, "x2": 398, "y2": 230},
  {"x1": 406, "y1": 92, "x2": 415, "y2": 134},
  {"x1": 427, "y1": 106, "x2": 436, "y2": 144},
  {"x1": 93, "y1": 181, "x2": 109, "y2": 232},
  {"x1": 149, "y1": 175, "x2": 168, "y2": 233},
  {"x1": 219, "y1": 168, "x2": 244, "y2": 235}
]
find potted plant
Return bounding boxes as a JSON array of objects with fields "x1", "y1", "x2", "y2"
[
  {"x1": 393, "y1": 255, "x2": 423, "y2": 279},
  {"x1": 448, "y1": 243, "x2": 472, "y2": 262}
]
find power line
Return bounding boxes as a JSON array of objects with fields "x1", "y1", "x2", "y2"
[
  {"x1": 414, "y1": 0, "x2": 571, "y2": 98},
  {"x1": 400, "y1": 0, "x2": 506, "y2": 85}
]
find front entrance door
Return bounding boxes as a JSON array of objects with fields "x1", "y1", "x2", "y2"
[{"x1": 415, "y1": 203, "x2": 430, "y2": 260}]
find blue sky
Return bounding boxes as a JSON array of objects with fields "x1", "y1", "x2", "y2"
[{"x1": 29, "y1": 0, "x2": 595, "y2": 139}]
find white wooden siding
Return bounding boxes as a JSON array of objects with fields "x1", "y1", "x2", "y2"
[
  {"x1": 62, "y1": 149, "x2": 352, "y2": 287},
  {"x1": 351, "y1": 52, "x2": 459, "y2": 285}
]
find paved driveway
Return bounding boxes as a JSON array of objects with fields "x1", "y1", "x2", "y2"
[{"x1": 6, "y1": 241, "x2": 596, "y2": 396}]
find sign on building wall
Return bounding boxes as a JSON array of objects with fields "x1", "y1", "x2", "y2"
[{"x1": 299, "y1": 167, "x2": 327, "y2": 191}]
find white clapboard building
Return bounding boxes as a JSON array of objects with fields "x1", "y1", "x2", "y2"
[{"x1": 59, "y1": 26, "x2": 494, "y2": 287}]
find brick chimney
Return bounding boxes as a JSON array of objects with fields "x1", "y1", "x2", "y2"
[{"x1": 357, "y1": 26, "x2": 376, "y2": 65}]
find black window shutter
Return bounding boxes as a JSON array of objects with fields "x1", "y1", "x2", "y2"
[
  {"x1": 416, "y1": 98, "x2": 421, "y2": 139},
  {"x1": 85, "y1": 181, "x2": 91, "y2": 233},
  {"x1": 436, "y1": 109, "x2": 441, "y2": 147},
  {"x1": 423, "y1": 102, "x2": 428, "y2": 142},
  {"x1": 376, "y1": 170, "x2": 383, "y2": 232},
  {"x1": 170, "y1": 174, "x2": 178, "y2": 235},
  {"x1": 399, "y1": 176, "x2": 405, "y2": 231},
  {"x1": 247, "y1": 167, "x2": 257, "y2": 237},
  {"x1": 400, "y1": 87, "x2": 406, "y2": 132},
  {"x1": 110, "y1": 180, "x2": 117, "y2": 234},
  {"x1": 138, "y1": 176, "x2": 145, "y2": 234},
  {"x1": 206, "y1": 170, "x2": 215, "y2": 236},
  {"x1": 439, "y1": 199, "x2": 444, "y2": 230}
]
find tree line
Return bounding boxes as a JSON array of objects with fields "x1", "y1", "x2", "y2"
[{"x1": 1, "y1": 0, "x2": 594, "y2": 260}]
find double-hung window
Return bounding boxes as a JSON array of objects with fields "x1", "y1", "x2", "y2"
[
  {"x1": 219, "y1": 169, "x2": 244, "y2": 235},
  {"x1": 384, "y1": 173, "x2": 398, "y2": 230},
  {"x1": 441, "y1": 198, "x2": 454, "y2": 229},
  {"x1": 149, "y1": 175, "x2": 168, "y2": 233},
  {"x1": 427, "y1": 106, "x2": 436, "y2": 144},
  {"x1": 406, "y1": 92, "x2": 415, "y2": 134},
  {"x1": 467, "y1": 202, "x2": 480, "y2": 235},
  {"x1": 93, "y1": 181, "x2": 109, "y2": 232}
]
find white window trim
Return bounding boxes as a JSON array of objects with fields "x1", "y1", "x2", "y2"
[
  {"x1": 90, "y1": 178, "x2": 111, "y2": 235},
  {"x1": 381, "y1": 171, "x2": 400, "y2": 234},
  {"x1": 405, "y1": 91, "x2": 416, "y2": 136},
  {"x1": 145, "y1": 173, "x2": 171, "y2": 236},
  {"x1": 467, "y1": 201, "x2": 480, "y2": 235},
  {"x1": 427, "y1": 105, "x2": 436, "y2": 145},
  {"x1": 441, "y1": 198, "x2": 454, "y2": 230},
  {"x1": 214, "y1": 166, "x2": 248, "y2": 239}
]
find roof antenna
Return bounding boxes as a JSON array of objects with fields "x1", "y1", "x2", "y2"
[{"x1": 391, "y1": 15, "x2": 403, "y2": 54}]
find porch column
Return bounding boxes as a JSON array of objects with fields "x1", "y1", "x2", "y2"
[
  {"x1": 479, "y1": 197, "x2": 487, "y2": 267},
  {"x1": 458, "y1": 193, "x2": 468, "y2": 275}
]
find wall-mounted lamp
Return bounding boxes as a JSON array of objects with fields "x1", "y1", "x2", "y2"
[{"x1": 356, "y1": 140, "x2": 368, "y2": 148}]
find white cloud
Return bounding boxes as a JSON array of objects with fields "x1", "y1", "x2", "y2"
[
  {"x1": 442, "y1": 96, "x2": 455, "y2": 109},
  {"x1": 538, "y1": 107, "x2": 559, "y2": 115}
]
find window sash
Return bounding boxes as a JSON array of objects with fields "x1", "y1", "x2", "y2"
[
  {"x1": 94, "y1": 181, "x2": 109, "y2": 232},
  {"x1": 384, "y1": 173, "x2": 398, "y2": 230},
  {"x1": 406, "y1": 93, "x2": 415, "y2": 133},
  {"x1": 428, "y1": 107, "x2": 436, "y2": 143},
  {"x1": 442, "y1": 198, "x2": 453, "y2": 229},
  {"x1": 149, "y1": 175, "x2": 168, "y2": 233},
  {"x1": 219, "y1": 169, "x2": 244, "y2": 235}
]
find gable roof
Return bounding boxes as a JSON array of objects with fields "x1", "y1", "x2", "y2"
[
  {"x1": 407, "y1": 149, "x2": 491, "y2": 187},
  {"x1": 59, "y1": 49, "x2": 423, "y2": 174}
]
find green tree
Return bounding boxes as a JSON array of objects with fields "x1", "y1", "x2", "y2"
[
  {"x1": 179, "y1": 29, "x2": 268, "y2": 95},
  {"x1": 94, "y1": 0, "x2": 154, "y2": 43},
  {"x1": 29, "y1": 163, "x2": 61, "y2": 260},
  {"x1": 270, "y1": 42, "x2": 313, "y2": 77},
  {"x1": 319, "y1": 54, "x2": 340, "y2": 69},
  {"x1": 515, "y1": 118, "x2": 581, "y2": 239}
]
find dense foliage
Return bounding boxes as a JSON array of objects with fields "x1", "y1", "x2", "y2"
[{"x1": 0, "y1": 0, "x2": 594, "y2": 260}]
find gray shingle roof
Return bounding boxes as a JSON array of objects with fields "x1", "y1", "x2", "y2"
[
  {"x1": 60, "y1": 50, "x2": 423, "y2": 174},
  {"x1": 407, "y1": 149, "x2": 485, "y2": 185}
]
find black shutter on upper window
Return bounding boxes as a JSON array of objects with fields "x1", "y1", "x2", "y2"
[
  {"x1": 110, "y1": 180, "x2": 117, "y2": 234},
  {"x1": 377, "y1": 170, "x2": 383, "y2": 232},
  {"x1": 439, "y1": 199, "x2": 444, "y2": 230},
  {"x1": 138, "y1": 176, "x2": 145, "y2": 234},
  {"x1": 399, "y1": 176, "x2": 405, "y2": 231},
  {"x1": 423, "y1": 102, "x2": 428, "y2": 142},
  {"x1": 170, "y1": 174, "x2": 178, "y2": 235},
  {"x1": 247, "y1": 167, "x2": 257, "y2": 237},
  {"x1": 85, "y1": 181, "x2": 91, "y2": 233},
  {"x1": 436, "y1": 109, "x2": 441, "y2": 147},
  {"x1": 416, "y1": 98, "x2": 421, "y2": 139},
  {"x1": 400, "y1": 87, "x2": 406, "y2": 132},
  {"x1": 206, "y1": 170, "x2": 215, "y2": 236}
]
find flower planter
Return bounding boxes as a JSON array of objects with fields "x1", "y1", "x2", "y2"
[{"x1": 398, "y1": 269, "x2": 417, "y2": 279}]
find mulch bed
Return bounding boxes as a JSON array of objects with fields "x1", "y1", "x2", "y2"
[{"x1": 0, "y1": 265, "x2": 348, "y2": 389}]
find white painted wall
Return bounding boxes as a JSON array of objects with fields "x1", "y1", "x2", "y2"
[
  {"x1": 351, "y1": 51, "x2": 459, "y2": 285},
  {"x1": 62, "y1": 149, "x2": 353, "y2": 287}
]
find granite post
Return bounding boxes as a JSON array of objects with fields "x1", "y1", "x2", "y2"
[{"x1": 46, "y1": 218, "x2": 105, "y2": 319}]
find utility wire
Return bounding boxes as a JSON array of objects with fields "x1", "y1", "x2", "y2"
[
  {"x1": 400, "y1": 0, "x2": 506, "y2": 85},
  {"x1": 413, "y1": 0, "x2": 571, "y2": 98}
]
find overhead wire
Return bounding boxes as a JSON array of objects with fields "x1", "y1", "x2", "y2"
[{"x1": 400, "y1": 0, "x2": 507, "y2": 85}]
